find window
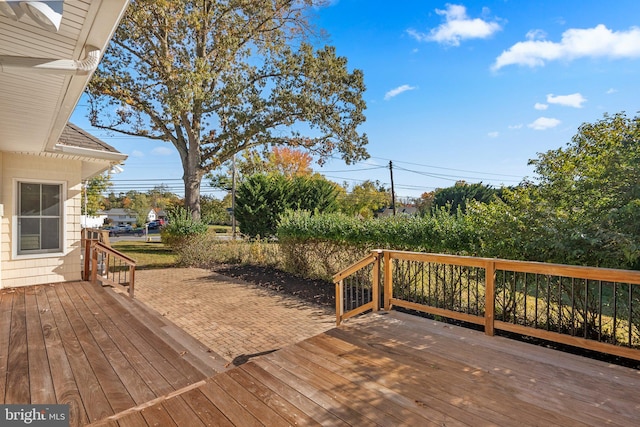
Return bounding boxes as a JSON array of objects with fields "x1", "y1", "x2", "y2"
[{"x1": 17, "y1": 182, "x2": 63, "y2": 255}]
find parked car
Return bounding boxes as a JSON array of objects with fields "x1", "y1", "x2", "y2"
[
  {"x1": 147, "y1": 220, "x2": 160, "y2": 229},
  {"x1": 116, "y1": 224, "x2": 133, "y2": 233}
]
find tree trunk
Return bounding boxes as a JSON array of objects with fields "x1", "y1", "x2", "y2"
[
  {"x1": 182, "y1": 142, "x2": 203, "y2": 221},
  {"x1": 184, "y1": 172, "x2": 202, "y2": 221}
]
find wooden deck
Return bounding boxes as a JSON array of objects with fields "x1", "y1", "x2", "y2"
[
  {"x1": 2, "y1": 283, "x2": 640, "y2": 426},
  {"x1": 0, "y1": 281, "x2": 225, "y2": 426},
  {"x1": 97, "y1": 313, "x2": 640, "y2": 427}
]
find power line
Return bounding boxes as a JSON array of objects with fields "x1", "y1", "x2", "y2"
[
  {"x1": 369, "y1": 156, "x2": 524, "y2": 179},
  {"x1": 392, "y1": 165, "x2": 522, "y2": 184}
]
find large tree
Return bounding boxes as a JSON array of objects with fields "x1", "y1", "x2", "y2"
[{"x1": 87, "y1": 0, "x2": 368, "y2": 219}]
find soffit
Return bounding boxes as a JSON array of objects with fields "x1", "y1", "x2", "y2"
[{"x1": 0, "y1": 0, "x2": 129, "y2": 154}]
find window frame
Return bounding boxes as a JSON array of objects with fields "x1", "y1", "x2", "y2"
[{"x1": 13, "y1": 179, "x2": 67, "y2": 259}]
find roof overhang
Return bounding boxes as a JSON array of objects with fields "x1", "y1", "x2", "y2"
[
  {"x1": 52, "y1": 143, "x2": 128, "y2": 162},
  {"x1": 0, "y1": 0, "x2": 130, "y2": 154}
]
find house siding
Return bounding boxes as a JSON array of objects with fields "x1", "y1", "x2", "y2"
[{"x1": 1, "y1": 153, "x2": 83, "y2": 288}]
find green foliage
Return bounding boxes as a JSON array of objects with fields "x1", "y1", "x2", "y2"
[
  {"x1": 161, "y1": 206, "x2": 209, "y2": 247},
  {"x1": 277, "y1": 209, "x2": 477, "y2": 254},
  {"x1": 527, "y1": 112, "x2": 640, "y2": 268},
  {"x1": 464, "y1": 112, "x2": 640, "y2": 270},
  {"x1": 337, "y1": 180, "x2": 390, "y2": 218},
  {"x1": 235, "y1": 174, "x2": 289, "y2": 238},
  {"x1": 83, "y1": 174, "x2": 111, "y2": 215},
  {"x1": 201, "y1": 195, "x2": 231, "y2": 225},
  {"x1": 432, "y1": 181, "x2": 499, "y2": 214},
  {"x1": 235, "y1": 174, "x2": 340, "y2": 238},
  {"x1": 127, "y1": 192, "x2": 151, "y2": 227}
]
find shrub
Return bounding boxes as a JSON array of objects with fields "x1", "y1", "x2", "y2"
[
  {"x1": 161, "y1": 206, "x2": 209, "y2": 247},
  {"x1": 174, "y1": 233, "x2": 282, "y2": 268}
]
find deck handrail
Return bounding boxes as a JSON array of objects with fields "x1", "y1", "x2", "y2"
[
  {"x1": 334, "y1": 249, "x2": 640, "y2": 362},
  {"x1": 90, "y1": 241, "x2": 136, "y2": 298},
  {"x1": 81, "y1": 227, "x2": 111, "y2": 280}
]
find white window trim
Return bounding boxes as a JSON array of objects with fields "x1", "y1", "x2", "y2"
[{"x1": 12, "y1": 178, "x2": 67, "y2": 260}]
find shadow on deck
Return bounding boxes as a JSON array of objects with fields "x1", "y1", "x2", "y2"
[{"x1": 2, "y1": 283, "x2": 639, "y2": 426}]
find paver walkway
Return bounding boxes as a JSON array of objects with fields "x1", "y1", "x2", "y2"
[{"x1": 133, "y1": 268, "x2": 336, "y2": 366}]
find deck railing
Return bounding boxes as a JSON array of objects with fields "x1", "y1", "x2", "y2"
[
  {"x1": 82, "y1": 227, "x2": 136, "y2": 297},
  {"x1": 334, "y1": 249, "x2": 640, "y2": 362}
]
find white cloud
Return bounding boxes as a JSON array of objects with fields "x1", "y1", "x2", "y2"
[
  {"x1": 534, "y1": 103, "x2": 548, "y2": 110},
  {"x1": 131, "y1": 150, "x2": 144, "y2": 158},
  {"x1": 526, "y1": 29, "x2": 547, "y2": 41},
  {"x1": 488, "y1": 131, "x2": 499, "y2": 138},
  {"x1": 508, "y1": 124, "x2": 523, "y2": 130},
  {"x1": 152, "y1": 146, "x2": 174, "y2": 156},
  {"x1": 384, "y1": 84, "x2": 417, "y2": 100},
  {"x1": 547, "y1": 93, "x2": 587, "y2": 108},
  {"x1": 606, "y1": 88, "x2": 618, "y2": 94},
  {"x1": 528, "y1": 117, "x2": 561, "y2": 130},
  {"x1": 492, "y1": 24, "x2": 640, "y2": 70},
  {"x1": 407, "y1": 4, "x2": 501, "y2": 46}
]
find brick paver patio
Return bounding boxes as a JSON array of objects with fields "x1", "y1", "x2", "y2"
[{"x1": 133, "y1": 267, "x2": 335, "y2": 365}]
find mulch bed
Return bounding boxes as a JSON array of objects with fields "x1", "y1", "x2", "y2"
[{"x1": 212, "y1": 264, "x2": 335, "y2": 308}]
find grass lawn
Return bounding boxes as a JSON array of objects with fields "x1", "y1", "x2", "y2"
[{"x1": 112, "y1": 241, "x2": 178, "y2": 269}]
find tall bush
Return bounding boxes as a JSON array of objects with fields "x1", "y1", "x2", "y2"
[
  {"x1": 161, "y1": 206, "x2": 209, "y2": 247},
  {"x1": 277, "y1": 210, "x2": 479, "y2": 279},
  {"x1": 235, "y1": 173, "x2": 340, "y2": 238}
]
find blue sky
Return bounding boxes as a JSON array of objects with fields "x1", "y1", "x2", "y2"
[{"x1": 71, "y1": 1, "x2": 640, "y2": 200}]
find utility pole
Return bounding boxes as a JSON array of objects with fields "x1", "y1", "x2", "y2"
[{"x1": 389, "y1": 161, "x2": 396, "y2": 216}]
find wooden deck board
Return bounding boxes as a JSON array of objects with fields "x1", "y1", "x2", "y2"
[
  {"x1": 36, "y1": 285, "x2": 88, "y2": 427},
  {"x1": 6, "y1": 289, "x2": 30, "y2": 404},
  {"x1": 44, "y1": 285, "x2": 116, "y2": 423},
  {"x1": 24, "y1": 289, "x2": 55, "y2": 403},
  {"x1": 0, "y1": 292, "x2": 13, "y2": 403},
  {"x1": 2, "y1": 283, "x2": 639, "y2": 427}
]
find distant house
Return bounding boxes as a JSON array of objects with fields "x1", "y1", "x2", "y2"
[
  {"x1": 102, "y1": 208, "x2": 137, "y2": 227},
  {"x1": 146, "y1": 208, "x2": 168, "y2": 223},
  {"x1": 377, "y1": 206, "x2": 419, "y2": 217},
  {"x1": 0, "y1": 0, "x2": 130, "y2": 288}
]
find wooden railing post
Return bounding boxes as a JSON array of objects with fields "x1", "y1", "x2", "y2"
[
  {"x1": 372, "y1": 250, "x2": 381, "y2": 312},
  {"x1": 335, "y1": 280, "x2": 344, "y2": 326},
  {"x1": 484, "y1": 260, "x2": 496, "y2": 336},
  {"x1": 90, "y1": 243, "x2": 98, "y2": 284},
  {"x1": 128, "y1": 265, "x2": 135, "y2": 298},
  {"x1": 384, "y1": 251, "x2": 392, "y2": 311},
  {"x1": 84, "y1": 238, "x2": 91, "y2": 281}
]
